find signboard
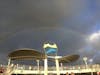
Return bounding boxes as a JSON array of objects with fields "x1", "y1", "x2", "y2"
[{"x1": 43, "y1": 42, "x2": 58, "y2": 56}]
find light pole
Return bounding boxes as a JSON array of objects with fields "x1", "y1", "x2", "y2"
[
  {"x1": 7, "y1": 58, "x2": 11, "y2": 66},
  {"x1": 83, "y1": 57, "x2": 88, "y2": 68}
]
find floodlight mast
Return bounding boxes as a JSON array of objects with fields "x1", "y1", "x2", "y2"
[
  {"x1": 83, "y1": 57, "x2": 88, "y2": 68},
  {"x1": 7, "y1": 58, "x2": 11, "y2": 66},
  {"x1": 43, "y1": 42, "x2": 60, "y2": 75}
]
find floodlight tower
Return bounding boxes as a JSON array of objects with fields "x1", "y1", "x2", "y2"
[
  {"x1": 83, "y1": 57, "x2": 88, "y2": 68},
  {"x1": 7, "y1": 58, "x2": 11, "y2": 66},
  {"x1": 43, "y1": 41, "x2": 60, "y2": 75}
]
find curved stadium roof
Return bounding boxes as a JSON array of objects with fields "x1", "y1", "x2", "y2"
[
  {"x1": 58, "y1": 54, "x2": 80, "y2": 63},
  {"x1": 8, "y1": 48, "x2": 45, "y2": 60},
  {"x1": 8, "y1": 48, "x2": 80, "y2": 63}
]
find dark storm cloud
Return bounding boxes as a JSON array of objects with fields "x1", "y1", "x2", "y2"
[{"x1": 0, "y1": 0, "x2": 100, "y2": 64}]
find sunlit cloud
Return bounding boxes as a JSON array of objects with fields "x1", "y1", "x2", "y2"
[{"x1": 89, "y1": 31, "x2": 100, "y2": 42}]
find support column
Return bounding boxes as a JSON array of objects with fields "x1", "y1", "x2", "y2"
[
  {"x1": 55, "y1": 57, "x2": 60, "y2": 75},
  {"x1": 44, "y1": 58, "x2": 48, "y2": 75},
  {"x1": 36, "y1": 60, "x2": 40, "y2": 73},
  {"x1": 60, "y1": 63, "x2": 63, "y2": 70}
]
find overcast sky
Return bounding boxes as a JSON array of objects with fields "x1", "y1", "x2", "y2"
[{"x1": 0, "y1": 0, "x2": 100, "y2": 65}]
